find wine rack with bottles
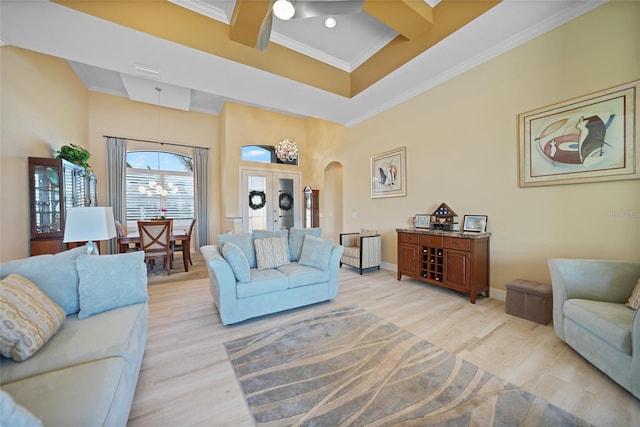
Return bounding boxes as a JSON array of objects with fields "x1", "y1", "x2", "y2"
[{"x1": 397, "y1": 229, "x2": 490, "y2": 304}]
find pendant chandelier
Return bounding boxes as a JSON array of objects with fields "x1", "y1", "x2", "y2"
[
  {"x1": 138, "y1": 181, "x2": 178, "y2": 197},
  {"x1": 275, "y1": 138, "x2": 298, "y2": 162}
]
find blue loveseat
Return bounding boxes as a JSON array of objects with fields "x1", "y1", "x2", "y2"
[
  {"x1": 201, "y1": 228, "x2": 344, "y2": 325},
  {"x1": 0, "y1": 247, "x2": 148, "y2": 426}
]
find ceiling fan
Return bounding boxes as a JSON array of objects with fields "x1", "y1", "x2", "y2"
[{"x1": 257, "y1": 0, "x2": 365, "y2": 51}]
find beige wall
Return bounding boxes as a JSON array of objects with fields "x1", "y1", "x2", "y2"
[
  {"x1": 344, "y1": 1, "x2": 640, "y2": 291},
  {"x1": 2, "y1": 2, "x2": 639, "y2": 297},
  {"x1": 0, "y1": 47, "x2": 89, "y2": 261},
  {"x1": 218, "y1": 102, "x2": 347, "y2": 238}
]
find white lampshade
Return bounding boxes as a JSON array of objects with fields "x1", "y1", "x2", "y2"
[{"x1": 63, "y1": 207, "x2": 117, "y2": 255}]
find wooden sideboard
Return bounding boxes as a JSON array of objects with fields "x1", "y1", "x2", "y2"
[{"x1": 396, "y1": 228, "x2": 490, "y2": 303}]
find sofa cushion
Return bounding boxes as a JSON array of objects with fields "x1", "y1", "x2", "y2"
[
  {"x1": 221, "y1": 242, "x2": 251, "y2": 283},
  {"x1": 564, "y1": 299, "x2": 634, "y2": 354},
  {"x1": 277, "y1": 263, "x2": 330, "y2": 289},
  {"x1": 0, "y1": 389, "x2": 43, "y2": 427},
  {"x1": 0, "y1": 274, "x2": 66, "y2": 362},
  {"x1": 0, "y1": 303, "x2": 148, "y2": 384},
  {"x1": 254, "y1": 237, "x2": 290, "y2": 270},
  {"x1": 218, "y1": 233, "x2": 256, "y2": 268},
  {"x1": 299, "y1": 235, "x2": 333, "y2": 271},
  {"x1": 236, "y1": 269, "x2": 289, "y2": 298},
  {"x1": 626, "y1": 276, "x2": 640, "y2": 309},
  {"x1": 288, "y1": 228, "x2": 321, "y2": 262},
  {"x1": 0, "y1": 246, "x2": 87, "y2": 315},
  {"x1": 76, "y1": 252, "x2": 148, "y2": 320},
  {"x1": 2, "y1": 357, "x2": 128, "y2": 427},
  {"x1": 343, "y1": 246, "x2": 360, "y2": 258}
]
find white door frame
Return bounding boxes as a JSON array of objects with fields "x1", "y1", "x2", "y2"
[{"x1": 240, "y1": 167, "x2": 301, "y2": 232}]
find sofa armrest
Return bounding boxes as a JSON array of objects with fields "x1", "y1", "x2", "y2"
[
  {"x1": 632, "y1": 308, "x2": 640, "y2": 398},
  {"x1": 548, "y1": 258, "x2": 640, "y2": 340},
  {"x1": 328, "y1": 244, "x2": 345, "y2": 297},
  {"x1": 359, "y1": 235, "x2": 381, "y2": 269},
  {"x1": 200, "y1": 245, "x2": 238, "y2": 310}
]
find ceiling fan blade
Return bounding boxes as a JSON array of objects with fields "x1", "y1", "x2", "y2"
[
  {"x1": 257, "y1": 7, "x2": 274, "y2": 51},
  {"x1": 291, "y1": 0, "x2": 365, "y2": 19}
]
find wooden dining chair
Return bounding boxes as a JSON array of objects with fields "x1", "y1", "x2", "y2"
[
  {"x1": 137, "y1": 221, "x2": 172, "y2": 275},
  {"x1": 115, "y1": 220, "x2": 138, "y2": 253},
  {"x1": 172, "y1": 218, "x2": 196, "y2": 271}
]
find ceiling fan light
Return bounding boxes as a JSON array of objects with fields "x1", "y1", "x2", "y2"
[
  {"x1": 324, "y1": 17, "x2": 337, "y2": 29},
  {"x1": 273, "y1": 0, "x2": 295, "y2": 20}
]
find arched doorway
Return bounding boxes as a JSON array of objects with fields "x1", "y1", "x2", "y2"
[{"x1": 323, "y1": 161, "x2": 343, "y2": 242}]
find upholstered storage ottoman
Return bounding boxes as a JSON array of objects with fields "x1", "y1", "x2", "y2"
[{"x1": 505, "y1": 279, "x2": 552, "y2": 325}]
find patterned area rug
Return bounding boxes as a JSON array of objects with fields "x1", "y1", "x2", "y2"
[{"x1": 225, "y1": 305, "x2": 591, "y2": 426}]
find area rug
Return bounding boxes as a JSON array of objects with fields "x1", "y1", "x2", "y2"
[{"x1": 224, "y1": 305, "x2": 592, "y2": 426}]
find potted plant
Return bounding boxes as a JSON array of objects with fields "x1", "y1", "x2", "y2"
[{"x1": 55, "y1": 144, "x2": 93, "y2": 176}]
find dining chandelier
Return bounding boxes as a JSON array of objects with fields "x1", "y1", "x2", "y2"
[
  {"x1": 275, "y1": 138, "x2": 299, "y2": 162},
  {"x1": 138, "y1": 181, "x2": 178, "y2": 197}
]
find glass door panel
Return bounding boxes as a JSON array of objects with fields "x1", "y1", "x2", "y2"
[
  {"x1": 248, "y1": 175, "x2": 270, "y2": 232},
  {"x1": 241, "y1": 168, "x2": 300, "y2": 232},
  {"x1": 32, "y1": 163, "x2": 63, "y2": 236},
  {"x1": 278, "y1": 178, "x2": 295, "y2": 230}
]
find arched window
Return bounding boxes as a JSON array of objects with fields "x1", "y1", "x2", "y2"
[{"x1": 125, "y1": 151, "x2": 194, "y2": 221}]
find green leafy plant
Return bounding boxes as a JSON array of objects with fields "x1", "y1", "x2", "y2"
[{"x1": 55, "y1": 144, "x2": 93, "y2": 175}]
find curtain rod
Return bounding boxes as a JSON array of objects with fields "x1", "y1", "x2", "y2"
[{"x1": 103, "y1": 135, "x2": 208, "y2": 150}]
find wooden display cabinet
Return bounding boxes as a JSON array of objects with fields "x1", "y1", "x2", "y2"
[
  {"x1": 396, "y1": 229, "x2": 490, "y2": 303},
  {"x1": 28, "y1": 157, "x2": 97, "y2": 255}
]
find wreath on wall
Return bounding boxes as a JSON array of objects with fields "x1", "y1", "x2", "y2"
[
  {"x1": 279, "y1": 192, "x2": 293, "y2": 211},
  {"x1": 249, "y1": 190, "x2": 267, "y2": 210}
]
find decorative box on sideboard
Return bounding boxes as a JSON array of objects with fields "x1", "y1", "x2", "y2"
[{"x1": 396, "y1": 228, "x2": 490, "y2": 303}]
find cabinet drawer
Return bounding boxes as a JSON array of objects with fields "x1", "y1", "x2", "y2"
[
  {"x1": 399, "y1": 233, "x2": 419, "y2": 244},
  {"x1": 444, "y1": 237, "x2": 471, "y2": 251},
  {"x1": 420, "y1": 235, "x2": 443, "y2": 247}
]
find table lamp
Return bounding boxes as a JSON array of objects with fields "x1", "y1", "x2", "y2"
[{"x1": 63, "y1": 207, "x2": 117, "y2": 255}]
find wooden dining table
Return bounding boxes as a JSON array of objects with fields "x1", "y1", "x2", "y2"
[{"x1": 118, "y1": 231, "x2": 191, "y2": 272}]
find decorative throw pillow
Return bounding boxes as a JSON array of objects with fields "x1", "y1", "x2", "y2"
[
  {"x1": 0, "y1": 274, "x2": 66, "y2": 361},
  {"x1": 0, "y1": 389, "x2": 43, "y2": 426},
  {"x1": 626, "y1": 276, "x2": 640, "y2": 310},
  {"x1": 299, "y1": 235, "x2": 334, "y2": 271},
  {"x1": 0, "y1": 245, "x2": 87, "y2": 315},
  {"x1": 217, "y1": 233, "x2": 257, "y2": 268},
  {"x1": 288, "y1": 227, "x2": 321, "y2": 261},
  {"x1": 254, "y1": 237, "x2": 290, "y2": 270},
  {"x1": 221, "y1": 242, "x2": 251, "y2": 283},
  {"x1": 76, "y1": 252, "x2": 148, "y2": 320},
  {"x1": 357, "y1": 229, "x2": 378, "y2": 247}
]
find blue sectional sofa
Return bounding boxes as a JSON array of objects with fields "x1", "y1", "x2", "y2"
[
  {"x1": 0, "y1": 247, "x2": 148, "y2": 426},
  {"x1": 201, "y1": 228, "x2": 344, "y2": 325}
]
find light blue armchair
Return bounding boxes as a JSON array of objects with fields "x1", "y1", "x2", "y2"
[{"x1": 548, "y1": 258, "x2": 640, "y2": 399}]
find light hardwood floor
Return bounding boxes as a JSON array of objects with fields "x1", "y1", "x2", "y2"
[{"x1": 129, "y1": 256, "x2": 640, "y2": 426}]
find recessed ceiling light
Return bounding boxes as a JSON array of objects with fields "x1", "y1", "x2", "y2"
[
  {"x1": 324, "y1": 17, "x2": 337, "y2": 29},
  {"x1": 273, "y1": 0, "x2": 295, "y2": 20}
]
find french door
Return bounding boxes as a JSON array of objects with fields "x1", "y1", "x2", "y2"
[{"x1": 240, "y1": 168, "x2": 301, "y2": 232}]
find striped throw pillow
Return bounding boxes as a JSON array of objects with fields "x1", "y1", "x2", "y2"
[{"x1": 254, "y1": 237, "x2": 290, "y2": 270}]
